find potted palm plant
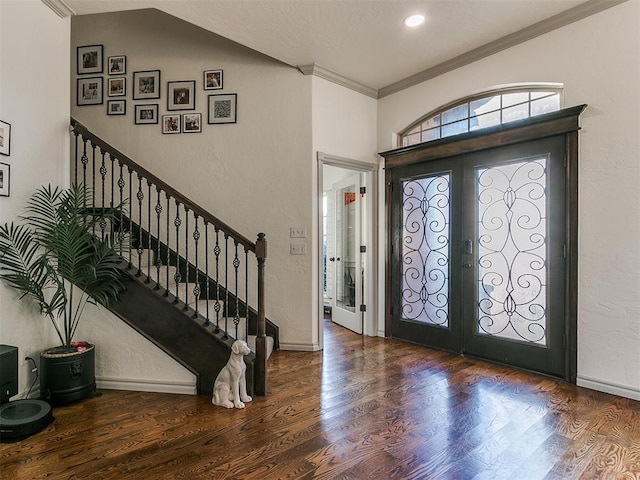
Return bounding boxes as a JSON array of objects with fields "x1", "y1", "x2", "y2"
[{"x1": 0, "y1": 184, "x2": 128, "y2": 404}]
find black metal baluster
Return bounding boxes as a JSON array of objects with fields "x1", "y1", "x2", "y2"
[
  {"x1": 109, "y1": 154, "x2": 115, "y2": 209},
  {"x1": 81, "y1": 138, "x2": 88, "y2": 191},
  {"x1": 214, "y1": 228, "x2": 221, "y2": 333},
  {"x1": 203, "y1": 220, "x2": 210, "y2": 327},
  {"x1": 117, "y1": 162, "x2": 125, "y2": 257},
  {"x1": 146, "y1": 181, "x2": 152, "y2": 284},
  {"x1": 164, "y1": 195, "x2": 171, "y2": 297},
  {"x1": 183, "y1": 207, "x2": 190, "y2": 310},
  {"x1": 233, "y1": 242, "x2": 240, "y2": 339},
  {"x1": 99, "y1": 149, "x2": 107, "y2": 240},
  {"x1": 91, "y1": 142, "x2": 96, "y2": 236},
  {"x1": 73, "y1": 128, "x2": 80, "y2": 184},
  {"x1": 173, "y1": 201, "x2": 182, "y2": 303},
  {"x1": 154, "y1": 188, "x2": 162, "y2": 290},
  {"x1": 127, "y1": 167, "x2": 133, "y2": 269},
  {"x1": 136, "y1": 176, "x2": 144, "y2": 276},
  {"x1": 192, "y1": 214, "x2": 201, "y2": 318},
  {"x1": 224, "y1": 234, "x2": 229, "y2": 339}
]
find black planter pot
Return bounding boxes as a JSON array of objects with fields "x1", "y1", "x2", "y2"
[{"x1": 39, "y1": 344, "x2": 96, "y2": 405}]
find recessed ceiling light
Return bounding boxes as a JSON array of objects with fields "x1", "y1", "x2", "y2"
[{"x1": 404, "y1": 14, "x2": 425, "y2": 28}]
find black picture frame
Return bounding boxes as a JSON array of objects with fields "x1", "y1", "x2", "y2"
[
  {"x1": 0, "y1": 120, "x2": 11, "y2": 156},
  {"x1": 77, "y1": 44, "x2": 103, "y2": 75},
  {"x1": 108, "y1": 77, "x2": 126, "y2": 97},
  {"x1": 135, "y1": 104, "x2": 159, "y2": 124},
  {"x1": 167, "y1": 80, "x2": 196, "y2": 111},
  {"x1": 0, "y1": 162, "x2": 10, "y2": 197},
  {"x1": 162, "y1": 114, "x2": 181, "y2": 134},
  {"x1": 133, "y1": 70, "x2": 161, "y2": 100},
  {"x1": 208, "y1": 93, "x2": 237, "y2": 124},
  {"x1": 108, "y1": 55, "x2": 126, "y2": 75},
  {"x1": 107, "y1": 100, "x2": 126, "y2": 116},
  {"x1": 204, "y1": 70, "x2": 223, "y2": 90},
  {"x1": 77, "y1": 77, "x2": 104, "y2": 106},
  {"x1": 183, "y1": 113, "x2": 202, "y2": 133}
]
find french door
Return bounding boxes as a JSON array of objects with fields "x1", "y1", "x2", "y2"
[
  {"x1": 389, "y1": 136, "x2": 567, "y2": 377},
  {"x1": 331, "y1": 174, "x2": 362, "y2": 334}
]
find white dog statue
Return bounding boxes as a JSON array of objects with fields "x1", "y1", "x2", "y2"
[{"x1": 212, "y1": 339, "x2": 253, "y2": 409}]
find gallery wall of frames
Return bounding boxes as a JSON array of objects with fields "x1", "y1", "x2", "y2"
[{"x1": 76, "y1": 44, "x2": 238, "y2": 135}]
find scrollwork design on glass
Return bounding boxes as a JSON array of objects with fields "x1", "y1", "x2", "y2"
[
  {"x1": 401, "y1": 174, "x2": 450, "y2": 327},
  {"x1": 476, "y1": 157, "x2": 548, "y2": 345}
]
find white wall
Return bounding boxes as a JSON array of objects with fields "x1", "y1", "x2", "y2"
[
  {"x1": 0, "y1": 0, "x2": 71, "y2": 396},
  {"x1": 377, "y1": 1, "x2": 640, "y2": 400},
  {"x1": 71, "y1": 10, "x2": 314, "y2": 351},
  {"x1": 311, "y1": 77, "x2": 378, "y2": 346}
]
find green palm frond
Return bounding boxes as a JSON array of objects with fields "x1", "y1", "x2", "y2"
[{"x1": 0, "y1": 183, "x2": 128, "y2": 348}]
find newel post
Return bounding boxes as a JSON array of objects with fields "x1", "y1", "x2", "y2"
[{"x1": 255, "y1": 232, "x2": 267, "y2": 396}]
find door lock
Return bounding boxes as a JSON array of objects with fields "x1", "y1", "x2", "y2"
[{"x1": 462, "y1": 262, "x2": 473, "y2": 269}]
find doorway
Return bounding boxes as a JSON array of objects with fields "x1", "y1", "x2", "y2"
[
  {"x1": 318, "y1": 153, "x2": 378, "y2": 343},
  {"x1": 382, "y1": 105, "x2": 585, "y2": 381}
]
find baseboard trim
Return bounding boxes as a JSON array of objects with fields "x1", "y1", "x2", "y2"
[
  {"x1": 97, "y1": 377, "x2": 197, "y2": 395},
  {"x1": 577, "y1": 375, "x2": 640, "y2": 401},
  {"x1": 278, "y1": 342, "x2": 322, "y2": 352}
]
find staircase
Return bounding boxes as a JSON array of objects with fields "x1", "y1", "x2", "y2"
[{"x1": 71, "y1": 118, "x2": 277, "y2": 396}]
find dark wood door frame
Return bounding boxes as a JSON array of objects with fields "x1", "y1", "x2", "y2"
[{"x1": 380, "y1": 105, "x2": 586, "y2": 383}]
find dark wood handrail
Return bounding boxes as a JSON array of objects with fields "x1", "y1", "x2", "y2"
[{"x1": 71, "y1": 118, "x2": 256, "y2": 253}]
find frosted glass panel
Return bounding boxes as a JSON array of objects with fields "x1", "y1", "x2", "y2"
[
  {"x1": 476, "y1": 158, "x2": 548, "y2": 345},
  {"x1": 401, "y1": 174, "x2": 450, "y2": 326}
]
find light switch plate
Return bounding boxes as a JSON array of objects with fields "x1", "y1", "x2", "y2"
[
  {"x1": 290, "y1": 243, "x2": 307, "y2": 255},
  {"x1": 290, "y1": 226, "x2": 306, "y2": 238}
]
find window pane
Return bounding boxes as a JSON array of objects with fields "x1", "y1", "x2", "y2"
[
  {"x1": 422, "y1": 114, "x2": 441, "y2": 129},
  {"x1": 503, "y1": 92, "x2": 529, "y2": 108},
  {"x1": 403, "y1": 132, "x2": 421, "y2": 147},
  {"x1": 471, "y1": 96, "x2": 500, "y2": 116},
  {"x1": 422, "y1": 127, "x2": 440, "y2": 142},
  {"x1": 531, "y1": 91, "x2": 556, "y2": 100},
  {"x1": 531, "y1": 94, "x2": 560, "y2": 116},
  {"x1": 502, "y1": 104, "x2": 529, "y2": 123},
  {"x1": 470, "y1": 111, "x2": 501, "y2": 131},
  {"x1": 442, "y1": 119, "x2": 468, "y2": 138},
  {"x1": 406, "y1": 124, "x2": 421, "y2": 135},
  {"x1": 442, "y1": 104, "x2": 468, "y2": 124}
]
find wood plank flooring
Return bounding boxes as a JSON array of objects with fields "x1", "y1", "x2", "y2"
[{"x1": 1, "y1": 319, "x2": 639, "y2": 479}]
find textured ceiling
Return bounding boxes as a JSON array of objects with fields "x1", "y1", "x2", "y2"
[{"x1": 63, "y1": 0, "x2": 610, "y2": 91}]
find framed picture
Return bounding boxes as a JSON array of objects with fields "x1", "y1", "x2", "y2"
[
  {"x1": 77, "y1": 77, "x2": 103, "y2": 106},
  {"x1": 135, "y1": 104, "x2": 158, "y2": 124},
  {"x1": 77, "y1": 44, "x2": 103, "y2": 75},
  {"x1": 204, "y1": 70, "x2": 223, "y2": 90},
  {"x1": 107, "y1": 100, "x2": 126, "y2": 116},
  {"x1": 133, "y1": 70, "x2": 161, "y2": 100},
  {"x1": 108, "y1": 77, "x2": 126, "y2": 97},
  {"x1": 108, "y1": 55, "x2": 126, "y2": 75},
  {"x1": 162, "y1": 114, "x2": 181, "y2": 134},
  {"x1": 208, "y1": 93, "x2": 237, "y2": 124},
  {"x1": 167, "y1": 81, "x2": 196, "y2": 111},
  {"x1": 183, "y1": 113, "x2": 202, "y2": 133},
  {"x1": 0, "y1": 163, "x2": 9, "y2": 197},
  {"x1": 0, "y1": 120, "x2": 11, "y2": 156}
]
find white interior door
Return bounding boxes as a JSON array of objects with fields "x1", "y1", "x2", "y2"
[{"x1": 331, "y1": 173, "x2": 362, "y2": 333}]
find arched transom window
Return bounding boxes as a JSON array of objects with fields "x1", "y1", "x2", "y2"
[{"x1": 399, "y1": 84, "x2": 563, "y2": 147}]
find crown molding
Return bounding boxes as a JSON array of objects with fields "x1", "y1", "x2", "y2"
[
  {"x1": 378, "y1": 0, "x2": 629, "y2": 99},
  {"x1": 41, "y1": 0, "x2": 75, "y2": 18},
  {"x1": 298, "y1": 64, "x2": 378, "y2": 99}
]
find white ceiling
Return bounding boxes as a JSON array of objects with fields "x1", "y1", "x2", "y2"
[{"x1": 61, "y1": 0, "x2": 621, "y2": 95}]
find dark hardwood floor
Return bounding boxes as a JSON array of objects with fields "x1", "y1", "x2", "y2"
[{"x1": 2, "y1": 319, "x2": 639, "y2": 479}]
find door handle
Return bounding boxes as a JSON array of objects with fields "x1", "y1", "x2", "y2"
[
  {"x1": 329, "y1": 257, "x2": 335, "y2": 262},
  {"x1": 462, "y1": 262, "x2": 473, "y2": 269}
]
